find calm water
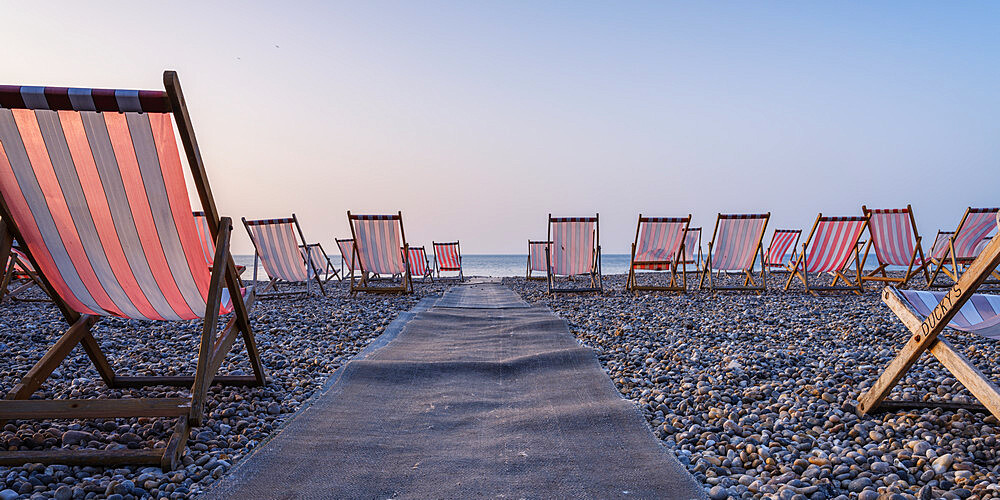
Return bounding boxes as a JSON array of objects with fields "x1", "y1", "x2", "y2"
[{"x1": 233, "y1": 253, "x2": 890, "y2": 279}]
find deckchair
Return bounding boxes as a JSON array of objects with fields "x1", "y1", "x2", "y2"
[
  {"x1": 194, "y1": 211, "x2": 244, "y2": 275},
  {"x1": 242, "y1": 214, "x2": 325, "y2": 298},
  {"x1": 626, "y1": 215, "x2": 690, "y2": 293},
  {"x1": 301, "y1": 243, "x2": 340, "y2": 283},
  {"x1": 699, "y1": 213, "x2": 770, "y2": 292},
  {"x1": 859, "y1": 205, "x2": 930, "y2": 288},
  {"x1": 0, "y1": 243, "x2": 49, "y2": 302},
  {"x1": 336, "y1": 237, "x2": 361, "y2": 279},
  {"x1": 858, "y1": 217, "x2": 1000, "y2": 419},
  {"x1": 784, "y1": 214, "x2": 870, "y2": 294},
  {"x1": 0, "y1": 72, "x2": 265, "y2": 470},
  {"x1": 405, "y1": 245, "x2": 433, "y2": 282},
  {"x1": 347, "y1": 211, "x2": 412, "y2": 294},
  {"x1": 764, "y1": 229, "x2": 801, "y2": 273},
  {"x1": 433, "y1": 240, "x2": 464, "y2": 281},
  {"x1": 680, "y1": 227, "x2": 702, "y2": 272},
  {"x1": 547, "y1": 214, "x2": 602, "y2": 294},
  {"x1": 526, "y1": 240, "x2": 550, "y2": 280},
  {"x1": 929, "y1": 207, "x2": 1000, "y2": 287}
]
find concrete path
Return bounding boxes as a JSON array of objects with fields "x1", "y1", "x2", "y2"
[{"x1": 205, "y1": 284, "x2": 705, "y2": 499}]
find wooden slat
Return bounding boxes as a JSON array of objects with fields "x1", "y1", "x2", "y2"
[
  {"x1": 0, "y1": 398, "x2": 190, "y2": 419},
  {"x1": 928, "y1": 337, "x2": 1000, "y2": 418},
  {"x1": 114, "y1": 375, "x2": 263, "y2": 387},
  {"x1": 0, "y1": 449, "x2": 164, "y2": 467}
]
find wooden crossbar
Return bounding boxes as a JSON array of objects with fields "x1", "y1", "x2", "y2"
[
  {"x1": 0, "y1": 449, "x2": 165, "y2": 467},
  {"x1": 0, "y1": 398, "x2": 190, "y2": 419}
]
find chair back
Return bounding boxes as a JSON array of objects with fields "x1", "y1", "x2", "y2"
[
  {"x1": 549, "y1": 216, "x2": 597, "y2": 276},
  {"x1": 865, "y1": 207, "x2": 919, "y2": 266},
  {"x1": 300, "y1": 243, "x2": 329, "y2": 275},
  {"x1": 633, "y1": 216, "x2": 688, "y2": 270},
  {"x1": 406, "y1": 246, "x2": 429, "y2": 276},
  {"x1": 804, "y1": 216, "x2": 868, "y2": 273},
  {"x1": 710, "y1": 214, "x2": 769, "y2": 271},
  {"x1": 433, "y1": 241, "x2": 461, "y2": 270},
  {"x1": 527, "y1": 240, "x2": 550, "y2": 273},
  {"x1": 244, "y1": 217, "x2": 310, "y2": 282},
  {"x1": 349, "y1": 213, "x2": 407, "y2": 276},
  {"x1": 953, "y1": 208, "x2": 1000, "y2": 259},
  {"x1": 931, "y1": 231, "x2": 954, "y2": 260},
  {"x1": 680, "y1": 228, "x2": 701, "y2": 265},
  {"x1": 336, "y1": 238, "x2": 356, "y2": 272},
  {"x1": 766, "y1": 230, "x2": 800, "y2": 267}
]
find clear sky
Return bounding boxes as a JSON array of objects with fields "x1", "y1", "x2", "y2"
[{"x1": 4, "y1": 1, "x2": 999, "y2": 254}]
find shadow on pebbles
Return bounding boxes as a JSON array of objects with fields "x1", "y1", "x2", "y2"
[{"x1": 505, "y1": 273, "x2": 1000, "y2": 500}]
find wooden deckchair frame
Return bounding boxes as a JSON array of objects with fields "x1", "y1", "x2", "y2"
[
  {"x1": 242, "y1": 213, "x2": 326, "y2": 298},
  {"x1": 526, "y1": 240, "x2": 550, "y2": 280},
  {"x1": 764, "y1": 229, "x2": 801, "y2": 274},
  {"x1": 858, "y1": 235, "x2": 1000, "y2": 419},
  {"x1": 859, "y1": 205, "x2": 930, "y2": 289},
  {"x1": 699, "y1": 213, "x2": 770, "y2": 293},
  {"x1": 547, "y1": 214, "x2": 602, "y2": 294},
  {"x1": 784, "y1": 214, "x2": 870, "y2": 295},
  {"x1": 432, "y1": 240, "x2": 464, "y2": 281},
  {"x1": 347, "y1": 211, "x2": 412, "y2": 295},
  {"x1": 0, "y1": 244, "x2": 51, "y2": 303},
  {"x1": 405, "y1": 245, "x2": 434, "y2": 282},
  {"x1": 929, "y1": 207, "x2": 1000, "y2": 288},
  {"x1": 0, "y1": 71, "x2": 266, "y2": 470},
  {"x1": 336, "y1": 237, "x2": 363, "y2": 280},
  {"x1": 301, "y1": 242, "x2": 341, "y2": 283},
  {"x1": 626, "y1": 214, "x2": 690, "y2": 293}
]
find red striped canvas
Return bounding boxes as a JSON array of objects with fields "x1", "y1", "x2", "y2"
[
  {"x1": 867, "y1": 208, "x2": 919, "y2": 266},
  {"x1": 681, "y1": 228, "x2": 701, "y2": 264},
  {"x1": 406, "y1": 247, "x2": 429, "y2": 276},
  {"x1": 10, "y1": 246, "x2": 35, "y2": 275},
  {"x1": 767, "y1": 230, "x2": 800, "y2": 267},
  {"x1": 300, "y1": 244, "x2": 328, "y2": 275},
  {"x1": 931, "y1": 231, "x2": 954, "y2": 260},
  {"x1": 901, "y1": 290, "x2": 1000, "y2": 339},
  {"x1": 952, "y1": 209, "x2": 999, "y2": 259},
  {"x1": 337, "y1": 238, "x2": 356, "y2": 272},
  {"x1": 804, "y1": 217, "x2": 868, "y2": 273},
  {"x1": 246, "y1": 220, "x2": 309, "y2": 282},
  {"x1": 0, "y1": 106, "x2": 233, "y2": 320},
  {"x1": 550, "y1": 218, "x2": 595, "y2": 276},
  {"x1": 711, "y1": 214, "x2": 768, "y2": 271},
  {"x1": 528, "y1": 241, "x2": 549, "y2": 272},
  {"x1": 193, "y1": 211, "x2": 214, "y2": 267},
  {"x1": 633, "y1": 218, "x2": 687, "y2": 270},
  {"x1": 975, "y1": 237, "x2": 993, "y2": 256},
  {"x1": 351, "y1": 215, "x2": 405, "y2": 275},
  {"x1": 433, "y1": 241, "x2": 461, "y2": 271}
]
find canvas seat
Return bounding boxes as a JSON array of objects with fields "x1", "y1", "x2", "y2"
[
  {"x1": 406, "y1": 245, "x2": 433, "y2": 282},
  {"x1": 301, "y1": 242, "x2": 340, "y2": 283},
  {"x1": 626, "y1": 215, "x2": 690, "y2": 293},
  {"x1": 699, "y1": 213, "x2": 770, "y2": 292},
  {"x1": 547, "y1": 214, "x2": 602, "y2": 294},
  {"x1": 858, "y1": 205, "x2": 930, "y2": 288},
  {"x1": 784, "y1": 214, "x2": 869, "y2": 294},
  {"x1": 764, "y1": 229, "x2": 801, "y2": 273},
  {"x1": 929, "y1": 207, "x2": 1000, "y2": 287},
  {"x1": 347, "y1": 212, "x2": 412, "y2": 294},
  {"x1": 526, "y1": 240, "x2": 550, "y2": 280},
  {"x1": 433, "y1": 241, "x2": 464, "y2": 281},
  {"x1": 242, "y1": 214, "x2": 325, "y2": 297}
]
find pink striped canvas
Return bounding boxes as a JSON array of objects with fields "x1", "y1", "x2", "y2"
[
  {"x1": 931, "y1": 231, "x2": 954, "y2": 260},
  {"x1": 528, "y1": 240, "x2": 549, "y2": 272},
  {"x1": 975, "y1": 237, "x2": 993, "y2": 256},
  {"x1": 550, "y1": 217, "x2": 596, "y2": 276},
  {"x1": 766, "y1": 230, "x2": 800, "y2": 268},
  {"x1": 866, "y1": 208, "x2": 920, "y2": 266},
  {"x1": 10, "y1": 246, "x2": 35, "y2": 275},
  {"x1": 300, "y1": 244, "x2": 329, "y2": 275},
  {"x1": 245, "y1": 219, "x2": 310, "y2": 282},
  {"x1": 710, "y1": 214, "x2": 768, "y2": 271},
  {"x1": 804, "y1": 217, "x2": 868, "y2": 273},
  {"x1": 336, "y1": 238, "x2": 356, "y2": 272},
  {"x1": 952, "y1": 208, "x2": 999, "y2": 259},
  {"x1": 193, "y1": 211, "x2": 214, "y2": 267},
  {"x1": 681, "y1": 228, "x2": 701, "y2": 264},
  {"x1": 433, "y1": 241, "x2": 462, "y2": 271},
  {"x1": 633, "y1": 217, "x2": 687, "y2": 270},
  {"x1": 901, "y1": 290, "x2": 1000, "y2": 339},
  {"x1": 406, "y1": 246, "x2": 429, "y2": 277},
  {"x1": 351, "y1": 215, "x2": 405, "y2": 275}
]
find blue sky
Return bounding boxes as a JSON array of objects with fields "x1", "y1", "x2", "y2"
[{"x1": 4, "y1": 1, "x2": 999, "y2": 253}]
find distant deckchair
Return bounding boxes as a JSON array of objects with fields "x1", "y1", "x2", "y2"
[
  {"x1": 929, "y1": 207, "x2": 1000, "y2": 287},
  {"x1": 784, "y1": 214, "x2": 870, "y2": 294},
  {"x1": 0, "y1": 72, "x2": 265, "y2": 470},
  {"x1": 405, "y1": 245, "x2": 433, "y2": 282},
  {"x1": 301, "y1": 243, "x2": 340, "y2": 283},
  {"x1": 194, "y1": 211, "x2": 244, "y2": 275},
  {"x1": 433, "y1": 241, "x2": 464, "y2": 281},
  {"x1": 699, "y1": 213, "x2": 770, "y2": 292},
  {"x1": 336, "y1": 237, "x2": 361, "y2": 279},
  {"x1": 526, "y1": 240, "x2": 550, "y2": 280},
  {"x1": 859, "y1": 205, "x2": 930, "y2": 288},
  {"x1": 680, "y1": 227, "x2": 702, "y2": 272},
  {"x1": 347, "y1": 212, "x2": 412, "y2": 294},
  {"x1": 764, "y1": 229, "x2": 801, "y2": 273},
  {"x1": 547, "y1": 214, "x2": 602, "y2": 294},
  {"x1": 858, "y1": 216, "x2": 1000, "y2": 420},
  {"x1": 0, "y1": 243, "x2": 49, "y2": 302},
  {"x1": 626, "y1": 215, "x2": 690, "y2": 293},
  {"x1": 242, "y1": 214, "x2": 324, "y2": 297}
]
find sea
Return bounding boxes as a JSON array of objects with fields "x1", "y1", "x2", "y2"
[{"x1": 233, "y1": 253, "x2": 891, "y2": 279}]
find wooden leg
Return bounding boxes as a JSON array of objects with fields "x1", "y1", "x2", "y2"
[
  {"x1": 190, "y1": 221, "x2": 231, "y2": 426},
  {"x1": 160, "y1": 415, "x2": 190, "y2": 471},
  {"x1": 78, "y1": 330, "x2": 116, "y2": 387}
]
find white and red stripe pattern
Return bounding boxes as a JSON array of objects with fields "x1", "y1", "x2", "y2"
[
  {"x1": 766, "y1": 230, "x2": 800, "y2": 268},
  {"x1": 433, "y1": 241, "x2": 462, "y2": 271},
  {"x1": 336, "y1": 238, "x2": 357, "y2": 272},
  {"x1": 0, "y1": 102, "x2": 233, "y2": 320},
  {"x1": 193, "y1": 211, "x2": 214, "y2": 267},
  {"x1": 803, "y1": 217, "x2": 868, "y2": 273},
  {"x1": 528, "y1": 240, "x2": 550, "y2": 273},
  {"x1": 549, "y1": 217, "x2": 597, "y2": 276},
  {"x1": 900, "y1": 290, "x2": 1000, "y2": 339},
  {"x1": 866, "y1": 208, "x2": 920, "y2": 266},
  {"x1": 406, "y1": 246, "x2": 430, "y2": 277},
  {"x1": 975, "y1": 237, "x2": 993, "y2": 256},
  {"x1": 300, "y1": 244, "x2": 330, "y2": 275},
  {"x1": 931, "y1": 231, "x2": 954, "y2": 261},
  {"x1": 632, "y1": 217, "x2": 688, "y2": 270},
  {"x1": 9, "y1": 246, "x2": 35, "y2": 276},
  {"x1": 350, "y1": 215, "x2": 406, "y2": 276},
  {"x1": 681, "y1": 228, "x2": 701, "y2": 264},
  {"x1": 244, "y1": 218, "x2": 310, "y2": 282},
  {"x1": 710, "y1": 214, "x2": 769, "y2": 271},
  {"x1": 951, "y1": 208, "x2": 1000, "y2": 259},
  {"x1": 0, "y1": 85, "x2": 172, "y2": 113}
]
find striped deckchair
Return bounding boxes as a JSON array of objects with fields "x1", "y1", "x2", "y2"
[
  {"x1": 548, "y1": 214, "x2": 602, "y2": 294},
  {"x1": 0, "y1": 72, "x2": 264, "y2": 470},
  {"x1": 699, "y1": 213, "x2": 770, "y2": 292},
  {"x1": 784, "y1": 214, "x2": 870, "y2": 294},
  {"x1": 626, "y1": 214, "x2": 690, "y2": 293},
  {"x1": 929, "y1": 207, "x2": 1000, "y2": 287},
  {"x1": 858, "y1": 217, "x2": 1000, "y2": 420},
  {"x1": 433, "y1": 241, "x2": 464, "y2": 281},
  {"x1": 242, "y1": 214, "x2": 325, "y2": 298},
  {"x1": 859, "y1": 205, "x2": 930, "y2": 288},
  {"x1": 405, "y1": 245, "x2": 433, "y2": 282},
  {"x1": 680, "y1": 227, "x2": 702, "y2": 272},
  {"x1": 765, "y1": 229, "x2": 801, "y2": 273},
  {"x1": 0, "y1": 243, "x2": 49, "y2": 302},
  {"x1": 300, "y1": 243, "x2": 340, "y2": 283},
  {"x1": 526, "y1": 240, "x2": 550, "y2": 280},
  {"x1": 930, "y1": 231, "x2": 953, "y2": 263},
  {"x1": 194, "y1": 211, "x2": 244, "y2": 275},
  {"x1": 347, "y1": 211, "x2": 412, "y2": 294},
  {"x1": 336, "y1": 237, "x2": 361, "y2": 279}
]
